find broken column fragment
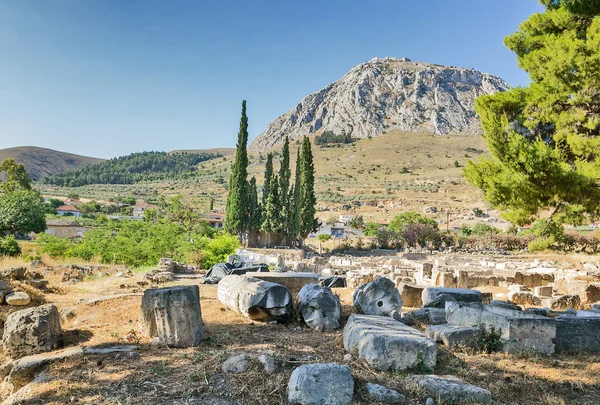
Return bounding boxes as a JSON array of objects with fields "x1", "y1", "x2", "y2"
[
  {"x1": 218, "y1": 275, "x2": 292, "y2": 322},
  {"x1": 297, "y1": 284, "x2": 342, "y2": 331},
  {"x1": 353, "y1": 277, "x2": 403, "y2": 316}
]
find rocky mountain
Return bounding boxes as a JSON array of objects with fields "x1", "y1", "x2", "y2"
[
  {"x1": 250, "y1": 57, "x2": 509, "y2": 151},
  {"x1": 0, "y1": 146, "x2": 104, "y2": 180}
]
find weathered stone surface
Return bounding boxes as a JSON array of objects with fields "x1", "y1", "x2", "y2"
[
  {"x1": 446, "y1": 303, "x2": 556, "y2": 355},
  {"x1": 425, "y1": 324, "x2": 481, "y2": 348},
  {"x1": 245, "y1": 271, "x2": 319, "y2": 294},
  {"x1": 0, "y1": 267, "x2": 27, "y2": 281},
  {"x1": 365, "y1": 383, "x2": 405, "y2": 404},
  {"x1": 297, "y1": 284, "x2": 342, "y2": 331},
  {"x1": 139, "y1": 285, "x2": 203, "y2": 348},
  {"x1": 2, "y1": 304, "x2": 61, "y2": 358},
  {"x1": 218, "y1": 275, "x2": 292, "y2": 322},
  {"x1": 257, "y1": 354, "x2": 278, "y2": 373},
  {"x1": 555, "y1": 317, "x2": 600, "y2": 352},
  {"x1": 5, "y1": 292, "x2": 31, "y2": 306},
  {"x1": 287, "y1": 363, "x2": 354, "y2": 405},
  {"x1": 551, "y1": 295, "x2": 581, "y2": 311},
  {"x1": 343, "y1": 314, "x2": 437, "y2": 371},
  {"x1": 534, "y1": 285, "x2": 553, "y2": 297},
  {"x1": 250, "y1": 57, "x2": 508, "y2": 151},
  {"x1": 401, "y1": 308, "x2": 447, "y2": 326},
  {"x1": 353, "y1": 277, "x2": 403, "y2": 316},
  {"x1": 222, "y1": 354, "x2": 249, "y2": 373},
  {"x1": 405, "y1": 375, "x2": 492, "y2": 404},
  {"x1": 489, "y1": 300, "x2": 521, "y2": 311},
  {"x1": 507, "y1": 291, "x2": 539, "y2": 306},
  {"x1": 423, "y1": 287, "x2": 482, "y2": 308},
  {"x1": 398, "y1": 284, "x2": 424, "y2": 308}
]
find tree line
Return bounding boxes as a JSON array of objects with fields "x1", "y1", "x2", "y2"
[
  {"x1": 40, "y1": 151, "x2": 221, "y2": 187},
  {"x1": 225, "y1": 101, "x2": 317, "y2": 246}
]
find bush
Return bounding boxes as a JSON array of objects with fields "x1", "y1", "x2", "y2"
[
  {"x1": 478, "y1": 325, "x2": 503, "y2": 353},
  {"x1": 318, "y1": 234, "x2": 331, "y2": 242},
  {"x1": 0, "y1": 235, "x2": 21, "y2": 257},
  {"x1": 471, "y1": 222, "x2": 500, "y2": 236},
  {"x1": 314, "y1": 131, "x2": 353, "y2": 146}
]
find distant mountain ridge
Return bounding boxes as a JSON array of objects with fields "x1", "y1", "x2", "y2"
[
  {"x1": 250, "y1": 57, "x2": 509, "y2": 151},
  {"x1": 0, "y1": 146, "x2": 104, "y2": 180}
]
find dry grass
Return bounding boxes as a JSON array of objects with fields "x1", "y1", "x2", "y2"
[{"x1": 3, "y1": 270, "x2": 598, "y2": 405}]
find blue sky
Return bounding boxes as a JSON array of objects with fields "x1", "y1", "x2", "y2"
[{"x1": 0, "y1": 0, "x2": 544, "y2": 158}]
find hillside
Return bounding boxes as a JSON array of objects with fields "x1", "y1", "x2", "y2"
[
  {"x1": 250, "y1": 57, "x2": 508, "y2": 151},
  {"x1": 0, "y1": 146, "x2": 104, "y2": 180}
]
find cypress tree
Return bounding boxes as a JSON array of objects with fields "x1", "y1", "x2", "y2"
[
  {"x1": 279, "y1": 137, "x2": 292, "y2": 239},
  {"x1": 298, "y1": 137, "x2": 317, "y2": 239},
  {"x1": 225, "y1": 100, "x2": 249, "y2": 237},
  {"x1": 247, "y1": 176, "x2": 261, "y2": 243},
  {"x1": 262, "y1": 153, "x2": 274, "y2": 206},
  {"x1": 292, "y1": 148, "x2": 301, "y2": 242},
  {"x1": 262, "y1": 172, "x2": 281, "y2": 245}
]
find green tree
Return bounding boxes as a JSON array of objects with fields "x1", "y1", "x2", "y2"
[
  {"x1": 298, "y1": 137, "x2": 317, "y2": 238},
  {"x1": 388, "y1": 212, "x2": 438, "y2": 233},
  {"x1": 292, "y1": 148, "x2": 302, "y2": 241},
  {"x1": 348, "y1": 215, "x2": 365, "y2": 229},
  {"x1": 262, "y1": 153, "x2": 274, "y2": 206},
  {"x1": 0, "y1": 190, "x2": 46, "y2": 235},
  {"x1": 247, "y1": 176, "x2": 261, "y2": 241},
  {"x1": 279, "y1": 137, "x2": 292, "y2": 238},
  {"x1": 0, "y1": 158, "x2": 32, "y2": 192},
  {"x1": 225, "y1": 100, "x2": 250, "y2": 237},
  {"x1": 464, "y1": 1, "x2": 600, "y2": 227},
  {"x1": 261, "y1": 172, "x2": 281, "y2": 240}
]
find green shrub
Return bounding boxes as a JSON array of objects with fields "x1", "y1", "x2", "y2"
[
  {"x1": 478, "y1": 325, "x2": 503, "y2": 353},
  {"x1": 317, "y1": 234, "x2": 331, "y2": 242},
  {"x1": 0, "y1": 235, "x2": 21, "y2": 257}
]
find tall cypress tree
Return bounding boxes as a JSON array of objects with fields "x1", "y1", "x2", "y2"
[
  {"x1": 262, "y1": 172, "x2": 281, "y2": 244},
  {"x1": 262, "y1": 153, "x2": 274, "y2": 206},
  {"x1": 279, "y1": 137, "x2": 292, "y2": 239},
  {"x1": 247, "y1": 176, "x2": 261, "y2": 243},
  {"x1": 299, "y1": 137, "x2": 317, "y2": 239},
  {"x1": 225, "y1": 101, "x2": 249, "y2": 237},
  {"x1": 292, "y1": 147, "x2": 301, "y2": 242}
]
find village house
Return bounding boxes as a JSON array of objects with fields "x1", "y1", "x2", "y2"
[
  {"x1": 339, "y1": 213, "x2": 356, "y2": 225},
  {"x1": 45, "y1": 219, "x2": 92, "y2": 239},
  {"x1": 55, "y1": 205, "x2": 81, "y2": 218},
  {"x1": 132, "y1": 203, "x2": 159, "y2": 217},
  {"x1": 202, "y1": 211, "x2": 225, "y2": 229}
]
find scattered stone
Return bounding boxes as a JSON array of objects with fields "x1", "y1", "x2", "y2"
[
  {"x1": 287, "y1": 363, "x2": 354, "y2": 405},
  {"x1": 398, "y1": 284, "x2": 424, "y2": 307},
  {"x1": 139, "y1": 285, "x2": 203, "y2": 347},
  {"x1": 257, "y1": 354, "x2": 277, "y2": 373},
  {"x1": 297, "y1": 284, "x2": 342, "y2": 331},
  {"x1": 25, "y1": 279, "x2": 48, "y2": 289},
  {"x1": 422, "y1": 287, "x2": 482, "y2": 308},
  {"x1": 5, "y1": 292, "x2": 31, "y2": 306},
  {"x1": 1, "y1": 267, "x2": 27, "y2": 281},
  {"x1": 425, "y1": 398, "x2": 435, "y2": 405},
  {"x1": 353, "y1": 277, "x2": 403, "y2": 316},
  {"x1": 365, "y1": 383, "x2": 405, "y2": 404},
  {"x1": 218, "y1": 275, "x2": 292, "y2": 322},
  {"x1": 343, "y1": 353, "x2": 352, "y2": 362},
  {"x1": 2, "y1": 304, "x2": 62, "y2": 358},
  {"x1": 507, "y1": 291, "x2": 539, "y2": 306},
  {"x1": 401, "y1": 307, "x2": 446, "y2": 326},
  {"x1": 551, "y1": 295, "x2": 581, "y2": 311},
  {"x1": 149, "y1": 337, "x2": 160, "y2": 349},
  {"x1": 488, "y1": 300, "x2": 521, "y2": 311},
  {"x1": 344, "y1": 314, "x2": 437, "y2": 371},
  {"x1": 425, "y1": 324, "x2": 481, "y2": 348},
  {"x1": 534, "y1": 285, "x2": 553, "y2": 297},
  {"x1": 222, "y1": 354, "x2": 249, "y2": 373},
  {"x1": 405, "y1": 375, "x2": 492, "y2": 404}
]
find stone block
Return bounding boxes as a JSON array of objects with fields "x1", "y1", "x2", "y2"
[
  {"x1": 507, "y1": 291, "x2": 539, "y2": 306},
  {"x1": 555, "y1": 317, "x2": 600, "y2": 352},
  {"x1": 401, "y1": 308, "x2": 447, "y2": 326},
  {"x1": 5, "y1": 292, "x2": 31, "y2": 306},
  {"x1": 405, "y1": 375, "x2": 492, "y2": 404},
  {"x1": 398, "y1": 284, "x2": 424, "y2": 308},
  {"x1": 422, "y1": 287, "x2": 482, "y2": 308},
  {"x1": 353, "y1": 277, "x2": 403, "y2": 316},
  {"x1": 425, "y1": 324, "x2": 481, "y2": 348},
  {"x1": 245, "y1": 271, "x2": 319, "y2": 294},
  {"x1": 2, "y1": 304, "x2": 61, "y2": 358},
  {"x1": 343, "y1": 314, "x2": 437, "y2": 371},
  {"x1": 287, "y1": 363, "x2": 354, "y2": 405},
  {"x1": 139, "y1": 285, "x2": 203, "y2": 348},
  {"x1": 534, "y1": 285, "x2": 553, "y2": 298},
  {"x1": 297, "y1": 284, "x2": 341, "y2": 331}
]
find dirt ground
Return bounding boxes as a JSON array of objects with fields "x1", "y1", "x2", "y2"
[{"x1": 2, "y1": 267, "x2": 600, "y2": 405}]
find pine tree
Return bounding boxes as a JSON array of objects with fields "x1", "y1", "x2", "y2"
[
  {"x1": 298, "y1": 137, "x2": 317, "y2": 239},
  {"x1": 225, "y1": 101, "x2": 249, "y2": 237},
  {"x1": 464, "y1": 1, "x2": 600, "y2": 227},
  {"x1": 279, "y1": 137, "x2": 292, "y2": 239},
  {"x1": 262, "y1": 153, "x2": 274, "y2": 206}
]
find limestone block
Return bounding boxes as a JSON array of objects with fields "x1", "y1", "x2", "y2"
[
  {"x1": 405, "y1": 375, "x2": 492, "y2": 404},
  {"x1": 5, "y1": 292, "x2": 31, "y2": 306},
  {"x1": 398, "y1": 284, "x2": 424, "y2": 308},
  {"x1": 297, "y1": 284, "x2": 341, "y2": 331},
  {"x1": 287, "y1": 363, "x2": 354, "y2": 405},
  {"x1": 343, "y1": 314, "x2": 437, "y2": 371},
  {"x1": 555, "y1": 317, "x2": 600, "y2": 352},
  {"x1": 2, "y1": 304, "x2": 61, "y2": 358},
  {"x1": 534, "y1": 285, "x2": 553, "y2": 298},
  {"x1": 422, "y1": 287, "x2": 482, "y2": 308},
  {"x1": 353, "y1": 277, "x2": 403, "y2": 316},
  {"x1": 425, "y1": 324, "x2": 481, "y2": 348},
  {"x1": 139, "y1": 285, "x2": 203, "y2": 347}
]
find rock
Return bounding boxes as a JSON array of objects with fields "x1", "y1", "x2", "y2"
[
  {"x1": 534, "y1": 285, "x2": 553, "y2": 297},
  {"x1": 365, "y1": 383, "x2": 405, "y2": 404},
  {"x1": 149, "y1": 337, "x2": 160, "y2": 349},
  {"x1": 488, "y1": 300, "x2": 521, "y2": 311},
  {"x1": 297, "y1": 284, "x2": 342, "y2": 331},
  {"x1": 507, "y1": 291, "x2": 539, "y2": 306},
  {"x1": 250, "y1": 58, "x2": 508, "y2": 151},
  {"x1": 287, "y1": 363, "x2": 354, "y2": 405},
  {"x1": 2, "y1": 304, "x2": 61, "y2": 358},
  {"x1": 425, "y1": 398, "x2": 435, "y2": 405},
  {"x1": 343, "y1": 314, "x2": 437, "y2": 371},
  {"x1": 422, "y1": 287, "x2": 482, "y2": 308},
  {"x1": 25, "y1": 279, "x2": 48, "y2": 289},
  {"x1": 139, "y1": 285, "x2": 203, "y2": 348},
  {"x1": 5, "y1": 292, "x2": 31, "y2": 306},
  {"x1": 353, "y1": 277, "x2": 403, "y2": 316},
  {"x1": 0, "y1": 267, "x2": 27, "y2": 281},
  {"x1": 401, "y1": 308, "x2": 446, "y2": 326},
  {"x1": 405, "y1": 375, "x2": 492, "y2": 404},
  {"x1": 398, "y1": 284, "x2": 424, "y2": 307},
  {"x1": 343, "y1": 353, "x2": 352, "y2": 362},
  {"x1": 217, "y1": 275, "x2": 292, "y2": 322},
  {"x1": 555, "y1": 317, "x2": 600, "y2": 352},
  {"x1": 222, "y1": 354, "x2": 249, "y2": 373},
  {"x1": 425, "y1": 324, "x2": 481, "y2": 348},
  {"x1": 551, "y1": 295, "x2": 581, "y2": 311},
  {"x1": 257, "y1": 354, "x2": 277, "y2": 373}
]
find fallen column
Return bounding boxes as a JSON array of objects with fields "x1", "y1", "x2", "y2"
[
  {"x1": 353, "y1": 277, "x2": 403, "y2": 316},
  {"x1": 297, "y1": 284, "x2": 342, "y2": 331},
  {"x1": 218, "y1": 275, "x2": 292, "y2": 322}
]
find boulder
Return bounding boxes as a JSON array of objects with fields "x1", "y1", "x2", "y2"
[
  {"x1": 398, "y1": 284, "x2": 424, "y2": 308},
  {"x1": 297, "y1": 284, "x2": 342, "y2": 331},
  {"x1": 218, "y1": 275, "x2": 292, "y2": 322},
  {"x1": 0, "y1": 267, "x2": 27, "y2": 281},
  {"x1": 2, "y1": 304, "x2": 61, "y2": 358},
  {"x1": 353, "y1": 277, "x2": 403, "y2": 316},
  {"x1": 222, "y1": 354, "x2": 249, "y2": 373},
  {"x1": 422, "y1": 287, "x2": 482, "y2": 308},
  {"x1": 405, "y1": 375, "x2": 492, "y2": 404},
  {"x1": 139, "y1": 285, "x2": 203, "y2": 348},
  {"x1": 551, "y1": 295, "x2": 581, "y2": 311},
  {"x1": 425, "y1": 324, "x2": 481, "y2": 348},
  {"x1": 287, "y1": 363, "x2": 354, "y2": 405},
  {"x1": 507, "y1": 291, "x2": 539, "y2": 306},
  {"x1": 343, "y1": 314, "x2": 437, "y2": 371},
  {"x1": 5, "y1": 292, "x2": 31, "y2": 306},
  {"x1": 365, "y1": 383, "x2": 405, "y2": 404}
]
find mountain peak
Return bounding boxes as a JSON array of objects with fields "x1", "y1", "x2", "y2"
[{"x1": 250, "y1": 58, "x2": 509, "y2": 151}]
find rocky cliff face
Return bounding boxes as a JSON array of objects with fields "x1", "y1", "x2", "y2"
[{"x1": 250, "y1": 57, "x2": 509, "y2": 151}]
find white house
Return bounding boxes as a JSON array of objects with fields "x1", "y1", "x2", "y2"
[
  {"x1": 56, "y1": 205, "x2": 81, "y2": 218},
  {"x1": 339, "y1": 213, "x2": 356, "y2": 224},
  {"x1": 132, "y1": 203, "x2": 159, "y2": 217}
]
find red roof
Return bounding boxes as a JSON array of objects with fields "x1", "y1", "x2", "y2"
[{"x1": 56, "y1": 205, "x2": 80, "y2": 212}]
